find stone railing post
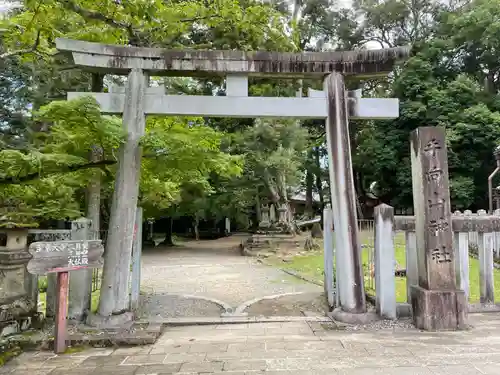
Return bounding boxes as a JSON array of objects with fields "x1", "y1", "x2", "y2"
[
  {"x1": 374, "y1": 204, "x2": 396, "y2": 320},
  {"x1": 477, "y1": 210, "x2": 495, "y2": 304},
  {"x1": 404, "y1": 230, "x2": 417, "y2": 304},
  {"x1": 46, "y1": 274, "x2": 56, "y2": 319},
  {"x1": 323, "y1": 205, "x2": 335, "y2": 309},
  {"x1": 494, "y1": 209, "x2": 500, "y2": 259},
  {"x1": 68, "y1": 218, "x2": 92, "y2": 321},
  {"x1": 453, "y1": 211, "x2": 470, "y2": 302}
]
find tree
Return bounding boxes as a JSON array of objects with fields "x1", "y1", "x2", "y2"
[
  {"x1": 354, "y1": 0, "x2": 500, "y2": 210},
  {"x1": 0, "y1": 95, "x2": 124, "y2": 226}
]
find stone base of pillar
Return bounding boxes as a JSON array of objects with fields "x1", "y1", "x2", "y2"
[
  {"x1": 86, "y1": 311, "x2": 134, "y2": 329},
  {"x1": 411, "y1": 285, "x2": 468, "y2": 331},
  {"x1": 328, "y1": 308, "x2": 379, "y2": 325}
]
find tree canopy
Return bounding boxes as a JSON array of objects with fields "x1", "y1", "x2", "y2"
[{"x1": 1, "y1": 0, "x2": 500, "y2": 230}]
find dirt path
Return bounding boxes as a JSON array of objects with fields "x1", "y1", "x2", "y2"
[{"x1": 138, "y1": 234, "x2": 325, "y2": 319}]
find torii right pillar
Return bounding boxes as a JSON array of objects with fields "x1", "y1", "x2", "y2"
[
  {"x1": 410, "y1": 127, "x2": 467, "y2": 330},
  {"x1": 324, "y1": 72, "x2": 376, "y2": 323}
]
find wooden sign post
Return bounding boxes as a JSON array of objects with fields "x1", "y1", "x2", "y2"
[{"x1": 27, "y1": 240, "x2": 104, "y2": 354}]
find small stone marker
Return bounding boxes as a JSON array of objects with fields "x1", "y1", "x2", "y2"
[
  {"x1": 27, "y1": 240, "x2": 104, "y2": 353},
  {"x1": 410, "y1": 127, "x2": 467, "y2": 330}
]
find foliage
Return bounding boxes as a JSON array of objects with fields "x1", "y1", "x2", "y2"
[
  {"x1": 140, "y1": 116, "x2": 243, "y2": 218},
  {"x1": 0, "y1": 96, "x2": 124, "y2": 226}
]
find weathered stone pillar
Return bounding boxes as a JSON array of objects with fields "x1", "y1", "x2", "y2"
[
  {"x1": 130, "y1": 207, "x2": 143, "y2": 313},
  {"x1": 324, "y1": 73, "x2": 367, "y2": 317},
  {"x1": 323, "y1": 205, "x2": 335, "y2": 309},
  {"x1": 410, "y1": 126, "x2": 467, "y2": 330},
  {"x1": 0, "y1": 229, "x2": 36, "y2": 336},
  {"x1": 478, "y1": 210, "x2": 495, "y2": 304},
  {"x1": 46, "y1": 274, "x2": 56, "y2": 318},
  {"x1": 68, "y1": 218, "x2": 92, "y2": 321},
  {"x1": 405, "y1": 231, "x2": 417, "y2": 304},
  {"x1": 97, "y1": 68, "x2": 147, "y2": 321},
  {"x1": 453, "y1": 211, "x2": 470, "y2": 302},
  {"x1": 374, "y1": 204, "x2": 396, "y2": 320}
]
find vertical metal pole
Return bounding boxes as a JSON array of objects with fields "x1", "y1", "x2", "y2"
[
  {"x1": 54, "y1": 271, "x2": 69, "y2": 354},
  {"x1": 324, "y1": 72, "x2": 366, "y2": 314},
  {"x1": 130, "y1": 207, "x2": 143, "y2": 312}
]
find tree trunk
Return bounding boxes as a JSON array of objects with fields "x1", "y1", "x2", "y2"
[
  {"x1": 160, "y1": 217, "x2": 174, "y2": 246},
  {"x1": 305, "y1": 168, "x2": 314, "y2": 218},
  {"x1": 314, "y1": 147, "x2": 324, "y2": 208},
  {"x1": 194, "y1": 216, "x2": 199, "y2": 241},
  {"x1": 255, "y1": 192, "x2": 262, "y2": 224}
]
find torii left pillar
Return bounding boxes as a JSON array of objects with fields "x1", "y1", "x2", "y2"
[
  {"x1": 324, "y1": 72, "x2": 376, "y2": 323},
  {"x1": 90, "y1": 68, "x2": 147, "y2": 325}
]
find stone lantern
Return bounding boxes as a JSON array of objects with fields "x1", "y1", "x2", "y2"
[{"x1": 0, "y1": 227, "x2": 36, "y2": 337}]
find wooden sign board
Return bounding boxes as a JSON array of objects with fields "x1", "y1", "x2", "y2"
[{"x1": 27, "y1": 240, "x2": 104, "y2": 275}]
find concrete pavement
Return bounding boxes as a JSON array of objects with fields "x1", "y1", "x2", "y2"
[{"x1": 4, "y1": 313, "x2": 500, "y2": 374}]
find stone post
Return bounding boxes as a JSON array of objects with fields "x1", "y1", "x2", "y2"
[
  {"x1": 494, "y1": 209, "x2": 500, "y2": 258},
  {"x1": 68, "y1": 218, "x2": 92, "y2": 321},
  {"x1": 410, "y1": 126, "x2": 467, "y2": 330},
  {"x1": 453, "y1": 211, "x2": 470, "y2": 302},
  {"x1": 97, "y1": 68, "x2": 147, "y2": 321},
  {"x1": 323, "y1": 205, "x2": 335, "y2": 309},
  {"x1": 46, "y1": 274, "x2": 56, "y2": 319},
  {"x1": 405, "y1": 231, "x2": 417, "y2": 304},
  {"x1": 374, "y1": 204, "x2": 396, "y2": 320},
  {"x1": 477, "y1": 210, "x2": 495, "y2": 304},
  {"x1": 324, "y1": 72, "x2": 367, "y2": 318}
]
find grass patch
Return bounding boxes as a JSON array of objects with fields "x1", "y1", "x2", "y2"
[{"x1": 271, "y1": 230, "x2": 500, "y2": 304}]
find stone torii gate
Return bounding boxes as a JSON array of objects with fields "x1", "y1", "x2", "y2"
[{"x1": 56, "y1": 38, "x2": 409, "y2": 324}]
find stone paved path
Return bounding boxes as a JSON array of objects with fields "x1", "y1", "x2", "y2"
[
  {"x1": 139, "y1": 235, "x2": 323, "y2": 318},
  {"x1": 6, "y1": 313, "x2": 500, "y2": 374}
]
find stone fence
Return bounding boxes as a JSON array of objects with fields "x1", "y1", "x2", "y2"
[
  {"x1": 373, "y1": 207, "x2": 500, "y2": 319},
  {"x1": 323, "y1": 206, "x2": 500, "y2": 321}
]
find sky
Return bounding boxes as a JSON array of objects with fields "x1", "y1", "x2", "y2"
[{"x1": 0, "y1": 1, "x2": 18, "y2": 14}]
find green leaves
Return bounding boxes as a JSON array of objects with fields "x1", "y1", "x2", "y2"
[
  {"x1": 139, "y1": 116, "x2": 242, "y2": 217},
  {"x1": 0, "y1": 96, "x2": 125, "y2": 226},
  {"x1": 36, "y1": 95, "x2": 126, "y2": 157}
]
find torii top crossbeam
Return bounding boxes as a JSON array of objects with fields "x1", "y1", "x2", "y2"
[{"x1": 56, "y1": 38, "x2": 410, "y2": 78}]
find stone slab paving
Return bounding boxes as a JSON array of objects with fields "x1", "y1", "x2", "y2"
[
  {"x1": 139, "y1": 235, "x2": 322, "y2": 318},
  {"x1": 5, "y1": 313, "x2": 500, "y2": 374}
]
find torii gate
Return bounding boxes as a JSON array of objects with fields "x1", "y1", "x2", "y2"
[{"x1": 56, "y1": 38, "x2": 409, "y2": 324}]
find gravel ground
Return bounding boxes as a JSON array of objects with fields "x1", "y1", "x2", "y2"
[
  {"x1": 139, "y1": 293, "x2": 225, "y2": 318},
  {"x1": 139, "y1": 235, "x2": 322, "y2": 318},
  {"x1": 245, "y1": 291, "x2": 327, "y2": 317}
]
